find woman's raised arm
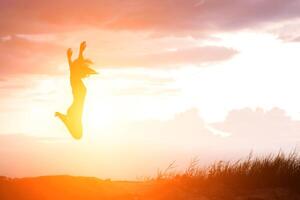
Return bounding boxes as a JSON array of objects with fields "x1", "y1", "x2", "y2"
[
  {"x1": 78, "y1": 41, "x2": 86, "y2": 60},
  {"x1": 67, "y1": 48, "x2": 73, "y2": 67}
]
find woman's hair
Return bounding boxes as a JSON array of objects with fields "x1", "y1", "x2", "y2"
[{"x1": 73, "y1": 58, "x2": 97, "y2": 78}]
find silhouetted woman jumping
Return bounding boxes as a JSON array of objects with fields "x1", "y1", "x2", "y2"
[{"x1": 56, "y1": 41, "x2": 97, "y2": 139}]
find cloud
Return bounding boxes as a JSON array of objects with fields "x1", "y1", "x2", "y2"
[
  {"x1": 1, "y1": 107, "x2": 300, "y2": 178},
  {"x1": 0, "y1": 0, "x2": 297, "y2": 78},
  {"x1": 0, "y1": 32, "x2": 237, "y2": 76},
  {"x1": 3, "y1": 0, "x2": 298, "y2": 76},
  {"x1": 112, "y1": 87, "x2": 180, "y2": 96},
  {"x1": 212, "y1": 107, "x2": 300, "y2": 143},
  {"x1": 1, "y1": 0, "x2": 300, "y2": 36},
  {"x1": 98, "y1": 46, "x2": 237, "y2": 67},
  {"x1": 0, "y1": 109, "x2": 225, "y2": 178},
  {"x1": 270, "y1": 20, "x2": 300, "y2": 42},
  {"x1": 123, "y1": 108, "x2": 215, "y2": 141},
  {"x1": 0, "y1": 36, "x2": 65, "y2": 75}
]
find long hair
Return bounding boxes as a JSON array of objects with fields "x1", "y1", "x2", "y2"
[{"x1": 72, "y1": 58, "x2": 97, "y2": 79}]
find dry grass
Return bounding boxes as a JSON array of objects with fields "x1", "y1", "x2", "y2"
[
  {"x1": 1, "y1": 152, "x2": 300, "y2": 199},
  {"x1": 155, "y1": 151, "x2": 300, "y2": 191}
]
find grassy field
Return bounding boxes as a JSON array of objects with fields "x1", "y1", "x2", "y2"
[{"x1": 1, "y1": 152, "x2": 300, "y2": 200}]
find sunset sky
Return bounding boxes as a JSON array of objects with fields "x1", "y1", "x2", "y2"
[{"x1": 1, "y1": 0, "x2": 300, "y2": 180}]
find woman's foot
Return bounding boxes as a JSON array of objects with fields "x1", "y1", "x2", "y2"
[{"x1": 55, "y1": 112, "x2": 82, "y2": 140}]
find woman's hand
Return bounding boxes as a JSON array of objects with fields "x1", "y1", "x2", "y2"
[
  {"x1": 80, "y1": 41, "x2": 86, "y2": 53},
  {"x1": 67, "y1": 48, "x2": 73, "y2": 59}
]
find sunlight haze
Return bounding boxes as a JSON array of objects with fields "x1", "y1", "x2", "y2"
[{"x1": 1, "y1": 0, "x2": 300, "y2": 180}]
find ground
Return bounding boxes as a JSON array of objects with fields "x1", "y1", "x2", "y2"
[{"x1": 0, "y1": 176, "x2": 299, "y2": 200}]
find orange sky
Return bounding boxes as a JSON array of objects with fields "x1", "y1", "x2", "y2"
[{"x1": 1, "y1": 0, "x2": 300, "y2": 179}]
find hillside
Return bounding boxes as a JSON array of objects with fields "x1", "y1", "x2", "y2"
[{"x1": 1, "y1": 153, "x2": 300, "y2": 200}]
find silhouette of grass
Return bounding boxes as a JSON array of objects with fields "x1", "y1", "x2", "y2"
[
  {"x1": 155, "y1": 151, "x2": 300, "y2": 191},
  {"x1": 1, "y1": 152, "x2": 300, "y2": 199}
]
